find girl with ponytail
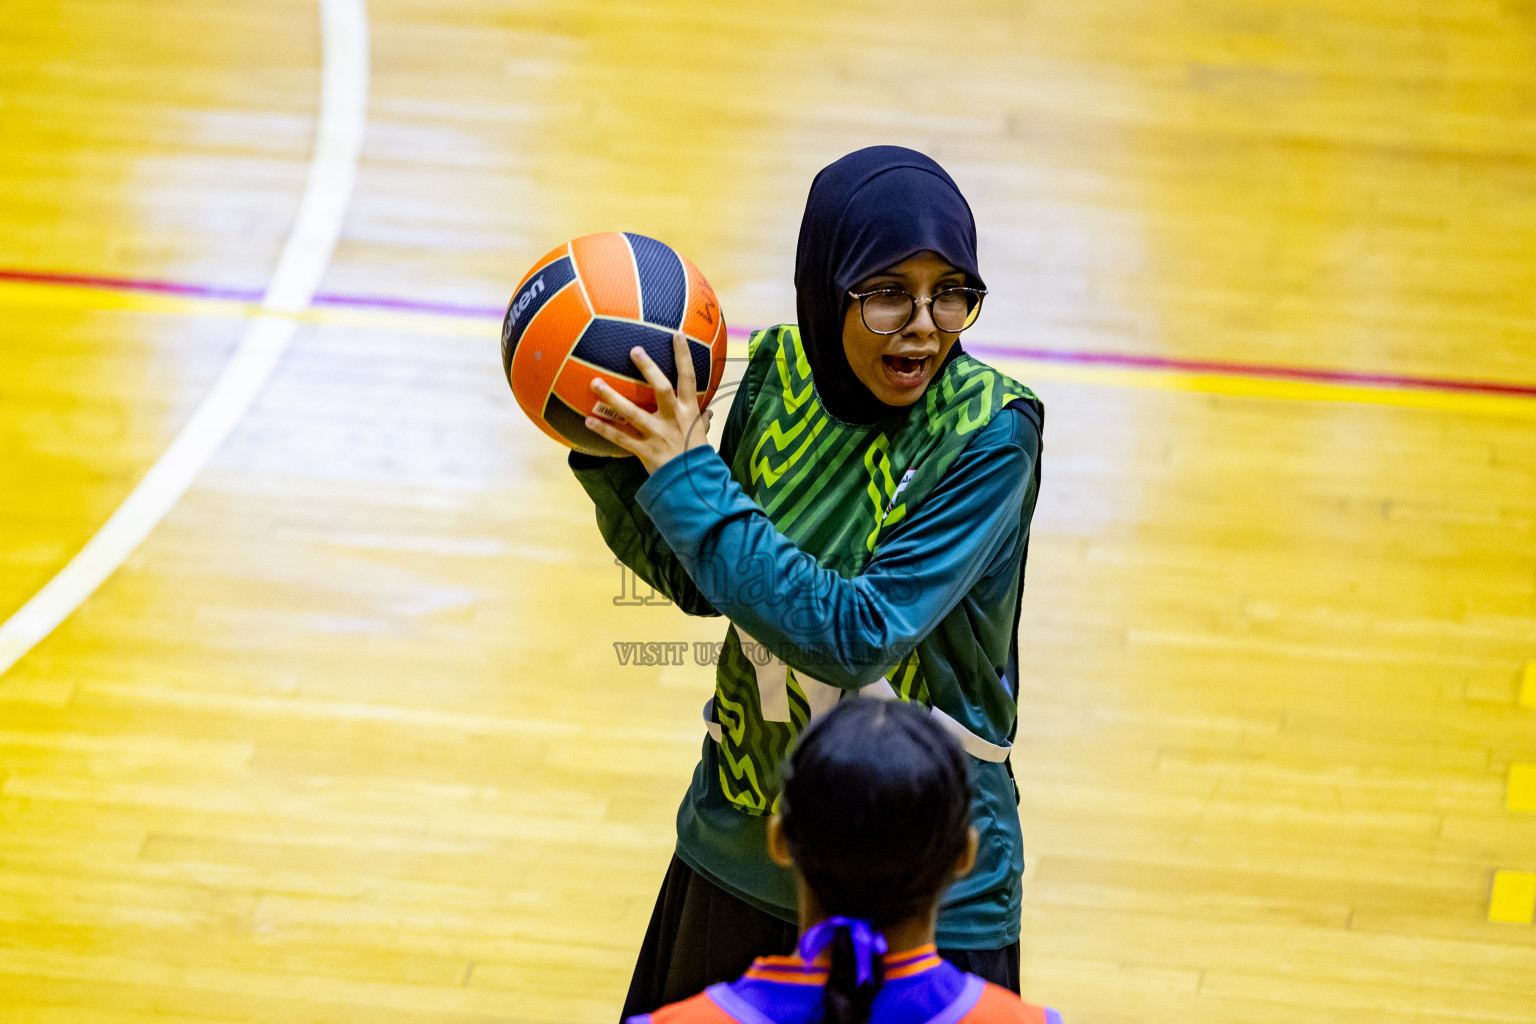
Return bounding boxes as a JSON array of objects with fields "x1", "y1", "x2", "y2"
[{"x1": 624, "y1": 698, "x2": 1062, "y2": 1024}]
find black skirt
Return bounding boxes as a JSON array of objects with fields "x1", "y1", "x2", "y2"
[{"x1": 620, "y1": 856, "x2": 1021, "y2": 1021}]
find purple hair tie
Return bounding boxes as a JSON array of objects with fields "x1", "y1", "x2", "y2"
[{"x1": 797, "y1": 917, "x2": 889, "y2": 986}]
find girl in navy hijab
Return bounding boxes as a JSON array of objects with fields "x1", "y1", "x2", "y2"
[{"x1": 570, "y1": 146, "x2": 1045, "y2": 1020}]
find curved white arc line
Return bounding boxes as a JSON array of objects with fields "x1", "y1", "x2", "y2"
[
  {"x1": 267, "y1": 0, "x2": 369, "y2": 314},
  {"x1": 0, "y1": 0, "x2": 370, "y2": 679}
]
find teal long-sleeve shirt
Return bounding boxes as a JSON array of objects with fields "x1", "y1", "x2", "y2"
[{"x1": 571, "y1": 380, "x2": 1042, "y2": 948}]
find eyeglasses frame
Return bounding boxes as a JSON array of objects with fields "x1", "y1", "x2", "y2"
[{"x1": 845, "y1": 285, "x2": 988, "y2": 335}]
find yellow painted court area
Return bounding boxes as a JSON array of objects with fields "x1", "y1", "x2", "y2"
[
  {"x1": 2, "y1": 1, "x2": 1536, "y2": 1023},
  {"x1": 1509, "y1": 764, "x2": 1536, "y2": 814},
  {"x1": 1490, "y1": 872, "x2": 1536, "y2": 925}
]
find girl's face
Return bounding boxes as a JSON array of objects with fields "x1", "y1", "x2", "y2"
[{"x1": 841, "y1": 250, "x2": 966, "y2": 408}]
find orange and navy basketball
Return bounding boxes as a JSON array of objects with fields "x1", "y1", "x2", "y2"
[{"x1": 501, "y1": 232, "x2": 728, "y2": 457}]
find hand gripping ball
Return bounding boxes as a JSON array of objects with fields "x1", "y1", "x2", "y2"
[{"x1": 500, "y1": 232, "x2": 728, "y2": 457}]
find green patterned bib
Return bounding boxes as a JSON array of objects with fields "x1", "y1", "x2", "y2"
[{"x1": 711, "y1": 325, "x2": 1038, "y2": 813}]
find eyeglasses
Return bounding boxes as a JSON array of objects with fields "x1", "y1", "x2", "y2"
[{"x1": 846, "y1": 286, "x2": 987, "y2": 335}]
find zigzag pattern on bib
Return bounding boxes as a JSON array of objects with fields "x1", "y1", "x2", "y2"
[{"x1": 710, "y1": 326, "x2": 1036, "y2": 814}]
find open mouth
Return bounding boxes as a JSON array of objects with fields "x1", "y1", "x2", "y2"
[{"x1": 881, "y1": 353, "x2": 932, "y2": 388}]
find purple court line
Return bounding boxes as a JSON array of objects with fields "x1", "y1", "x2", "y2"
[
  {"x1": 5, "y1": 266, "x2": 1536, "y2": 401},
  {"x1": 311, "y1": 291, "x2": 505, "y2": 319}
]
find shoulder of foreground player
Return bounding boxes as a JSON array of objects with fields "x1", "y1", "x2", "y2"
[
  {"x1": 962, "y1": 981, "x2": 1065, "y2": 1024},
  {"x1": 626, "y1": 990, "x2": 738, "y2": 1024}
]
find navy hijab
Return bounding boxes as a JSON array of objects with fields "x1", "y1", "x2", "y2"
[{"x1": 794, "y1": 147, "x2": 986, "y2": 425}]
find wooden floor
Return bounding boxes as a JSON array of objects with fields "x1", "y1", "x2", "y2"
[{"x1": 3, "y1": 1, "x2": 1535, "y2": 1021}]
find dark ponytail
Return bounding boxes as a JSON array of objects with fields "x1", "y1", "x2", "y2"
[
  {"x1": 822, "y1": 924, "x2": 884, "y2": 1024},
  {"x1": 779, "y1": 698, "x2": 973, "y2": 1024}
]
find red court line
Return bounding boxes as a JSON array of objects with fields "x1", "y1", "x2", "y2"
[
  {"x1": 5, "y1": 266, "x2": 1535, "y2": 401},
  {"x1": 0, "y1": 267, "x2": 266, "y2": 303},
  {"x1": 958, "y1": 341, "x2": 1536, "y2": 399},
  {"x1": 0, "y1": 268, "x2": 499, "y2": 319}
]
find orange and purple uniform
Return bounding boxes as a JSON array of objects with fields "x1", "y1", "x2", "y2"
[{"x1": 627, "y1": 946, "x2": 1062, "y2": 1024}]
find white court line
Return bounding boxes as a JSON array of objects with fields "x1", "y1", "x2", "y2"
[{"x1": 0, "y1": 0, "x2": 371, "y2": 678}]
